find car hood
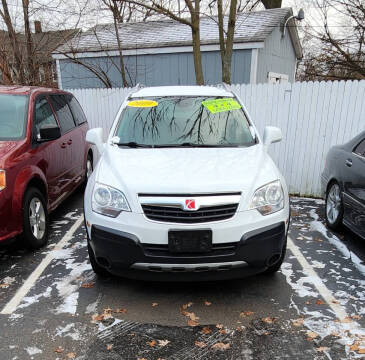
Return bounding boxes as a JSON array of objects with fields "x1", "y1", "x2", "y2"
[{"x1": 96, "y1": 145, "x2": 281, "y2": 211}]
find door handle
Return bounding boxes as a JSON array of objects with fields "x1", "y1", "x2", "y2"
[
  {"x1": 67, "y1": 139, "x2": 73, "y2": 145},
  {"x1": 346, "y1": 159, "x2": 353, "y2": 167},
  {"x1": 61, "y1": 142, "x2": 67, "y2": 148}
]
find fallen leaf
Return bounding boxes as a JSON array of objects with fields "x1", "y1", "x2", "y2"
[
  {"x1": 137, "y1": 358, "x2": 147, "y2": 360},
  {"x1": 305, "y1": 301, "x2": 311, "y2": 305},
  {"x1": 54, "y1": 347, "x2": 63, "y2": 354},
  {"x1": 306, "y1": 331, "x2": 319, "y2": 341},
  {"x1": 104, "y1": 308, "x2": 113, "y2": 314},
  {"x1": 92, "y1": 314, "x2": 104, "y2": 322},
  {"x1": 114, "y1": 308, "x2": 127, "y2": 314},
  {"x1": 216, "y1": 324, "x2": 224, "y2": 329},
  {"x1": 152, "y1": 302, "x2": 159, "y2": 307},
  {"x1": 236, "y1": 326, "x2": 243, "y2": 332},
  {"x1": 331, "y1": 300, "x2": 339, "y2": 304},
  {"x1": 219, "y1": 329, "x2": 227, "y2": 335},
  {"x1": 342, "y1": 317, "x2": 353, "y2": 323},
  {"x1": 352, "y1": 315, "x2": 361, "y2": 320},
  {"x1": 147, "y1": 340, "x2": 156, "y2": 347},
  {"x1": 195, "y1": 341, "x2": 207, "y2": 348},
  {"x1": 128, "y1": 333, "x2": 135, "y2": 337},
  {"x1": 158, "y1": 339, "x2": 170, "y2": 347},
  {"x1": 188, "y1": 319, "x2": 199, "y2": 327},
  {"x1": 81, "y1": 282, "x2": 94, "y2": 288},
  {"x1": 262, "y1": 317, "x2": 276, "y2": 324},
  {"x1": 66, "y1": 353, "x2": 76, "y2": 359},
  {"x1": 292, "y1": 318, "x2": 304, "y2": 327},
  {"x1": 211, "y1": 342, "x2": 230, "y2": 350},
  {"x1": 201, "y1": 326, "x2": 212, "y2": 335},
  {"x1": 182, "y1": 302, "x2": 193, "y2": 310},
  {"x1": 240, "y1": 311, "x2": 254, "y2": 318},
  {"x1": 316, "y1": 347, "x2": 329, "y2": 352},
  {"x1": 316, "y1": 299, "x2": 324, "y2": 305},
  {"x1": 184, "y1": 312, "x2": 199, "y2": 321},
  {"x1": 0, "y1": 283, "x2": 9, "y2": 289},
  {"x1": 106, "y1": 344, "x2": 113, "y2": 351},
  {"x1": 204, "y1": 301, "x2": 212, "y2": 306}
]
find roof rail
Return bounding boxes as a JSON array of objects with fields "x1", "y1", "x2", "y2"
[
  {"x1": 220, "y1": 82, "x2": 232, "y2": 92},
  {"x1": 127, "y1": 83, "x2": 145, "y2": 97}
]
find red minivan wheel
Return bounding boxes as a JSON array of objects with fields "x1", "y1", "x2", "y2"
[{"x1": 22, "y1": 187, "x2": 49, "y2": 249}]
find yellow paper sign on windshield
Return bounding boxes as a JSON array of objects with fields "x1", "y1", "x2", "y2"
[
  {"x1": 128, "y1": 100, "x2": 158, "y2": 108},
  {"x1": 202, "y1": 98, "x2": 241, "y2": 114}
]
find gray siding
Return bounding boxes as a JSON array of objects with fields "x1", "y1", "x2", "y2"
[
  {"x1": 59, "y1": 49, "x2": 252, "y2": 89},
  {"x1": 256, "y1": 26, "x2": 297, "y2": 84}
]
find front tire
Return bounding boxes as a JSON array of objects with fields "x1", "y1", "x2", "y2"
[
  {"x1": 325, "y1": 181, "x2": 343, "y2": 230},
  {"x1": 22, "y1": 187, "x2": 49, "y2": 249}
]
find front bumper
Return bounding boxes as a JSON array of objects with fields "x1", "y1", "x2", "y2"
[{"x1": 87, "y1": 221, "x2": 287, "y2": 281}]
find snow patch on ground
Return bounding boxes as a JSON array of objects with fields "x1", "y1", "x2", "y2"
[
  {"x1": 53, "y1": 260, "x2": 91, "y2": 315},
  {"x1": 55, "y1": 323, "x2": 81, "y2": 341},
  {"x1": 25, "y1": 346, "x2": 42, "y2": 356},
  {"x1": 309, "y1": 209, "x2": 365, "y2": 277},
  {"x1": 280, "y1": 262, "x2": 318, "y2": 298},
  {"x1": 17, "y1": 287, "x2": 52, "y2": 310},
  {"x1": 85, "y1": 296, "x2": 101, "y2": 314}
]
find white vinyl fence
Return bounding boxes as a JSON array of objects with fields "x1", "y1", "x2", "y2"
[{"x1": 70, "y1": 80, "x2": 365, "y2": 197}]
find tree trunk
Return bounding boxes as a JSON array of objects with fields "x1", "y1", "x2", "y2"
[
  {"x1": 191, "y1": 23, "x2": 204, "y2": 85},
  {"x1": 261, "y1": 0, "x2": 282, "y2": 9},
  {"x1": 190, "y1": 1, "x2": 204, "y2": 85},
  {"x1": 112, "y1": 6, "x2": 128, "y2": 87},
  {"x1": 22, "y1": 0, "x2": 37, "y2": 85},
  {"x1": 0, "y1": 0, "x2": 25, "y2": 83},
  {"x1": 219, "y1": 0, "x2": 237, "y2": 84}
]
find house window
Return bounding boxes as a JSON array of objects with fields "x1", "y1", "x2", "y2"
[
  {"x1": 52, "y1": 62, "x2": 58, "y2": 82},
  {"x1": 268, "y1": 72, "x2": 289, "y2": 84},
  {"x1": 39, "y1": 65, "x2": 45, "y2": 83}
]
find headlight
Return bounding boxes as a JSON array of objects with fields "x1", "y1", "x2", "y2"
[
  {"x1": 92, "y1": 183, "x2": 130, "y2": 217},
  {"x1": 0, "y1": 170, "x2": 5, "y2": 191},
  {"x1": 250, "y1": 180, "x2": 284, "y2": 215}
]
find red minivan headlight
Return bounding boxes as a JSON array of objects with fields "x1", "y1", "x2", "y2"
[{"x1": 0, "y1": 170, "x2": 6, "y2": 191}]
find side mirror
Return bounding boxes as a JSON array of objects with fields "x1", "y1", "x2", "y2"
[
  {"x1": 86, "y1": 128, "x2": 104, "y2": 154},
  {"x1": 38, "y1": 125, "x2": 61, "y2": 142},
  {"x1": 263, "y1": 126, "x2": 282, "y2": 146}
]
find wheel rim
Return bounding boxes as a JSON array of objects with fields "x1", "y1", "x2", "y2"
[
  {"x1": 29, "y1": 197, "x2": 46, "y2": 240},
  {"x1": 326, "y1": 184, "x2": 341, "y2": 224},
  {"x1": 86, "y1": 159, "x2": 93, "y2": 179}
]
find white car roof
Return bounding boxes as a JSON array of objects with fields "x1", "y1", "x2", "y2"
[{"x1": 130, "y1": 86, "x2": 234, "y2": 98}]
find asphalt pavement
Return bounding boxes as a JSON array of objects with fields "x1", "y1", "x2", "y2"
[{"x1": 0, "y1": 189, "x2": 364, "y2": 360}]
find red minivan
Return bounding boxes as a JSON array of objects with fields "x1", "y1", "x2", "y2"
[{"x1": 0, "y1": 86, "x2": 92, "y2": 249}]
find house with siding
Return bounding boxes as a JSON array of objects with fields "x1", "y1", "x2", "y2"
[
  {"x1": 52, "y1": 7, "x2": 302, "y2": 89},
  {"x1": 0, "y1": 22, "x2": 78, "y2": 87}
]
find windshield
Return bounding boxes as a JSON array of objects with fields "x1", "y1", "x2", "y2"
[
  {"x1": 114, "y1": 96, "x2": 255, "y2": 147},
  {"x1": 0, "y1": 94, "x2": 28, "y2": 141}
]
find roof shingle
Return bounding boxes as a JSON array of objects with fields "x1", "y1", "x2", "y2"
[{"x1": 55, "y1": 7, "x2": 301, "y2": 57}]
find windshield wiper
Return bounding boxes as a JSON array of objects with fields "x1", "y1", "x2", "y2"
[
  {"x1": 154, "y1": 142, "x2": 239, "y2": 148},
  {"x1": 115, "y1": 142, "x2": 152, "y2": 148}
]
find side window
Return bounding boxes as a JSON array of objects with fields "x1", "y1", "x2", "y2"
[
  {"x1": 67, "y1": 95, "x2": 87, "y2": 125},
  {"x1": 33, "y1": 97, "x2": 58, "y2": 140},
  {"x1": 354, "y1": 139, "x2": 365, "y2": 157},
  {"x1": 49, "y1": 94, "x2": 76, "y2": 134}
]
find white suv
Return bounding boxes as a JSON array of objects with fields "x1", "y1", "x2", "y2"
[{"x1": 84, "y1": 86, "x2": 290, "y2": 280}]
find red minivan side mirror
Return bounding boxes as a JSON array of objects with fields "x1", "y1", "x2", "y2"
[{"x1": 38, "y1": 125, "x2": 61, "y2": 142}]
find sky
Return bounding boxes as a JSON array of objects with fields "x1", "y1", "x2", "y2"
[{"x1": 0, "y1": 0, "x2": 341, "y2": 42}]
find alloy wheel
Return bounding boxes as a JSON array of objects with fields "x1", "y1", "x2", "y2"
[
  {"x1": 29, "y1": 197, "x2": 46, "y2": 240},
  {"x1": 326, "y1": 183, "x2": 341, "y2": 224}
]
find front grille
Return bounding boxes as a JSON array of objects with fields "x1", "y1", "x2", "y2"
[
  {"x1": 143, "y1": 242, "x2": 238, "y2": 257},
  {"x1": 141, "y1": 204, "x2": 238, "y2": 223}
]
